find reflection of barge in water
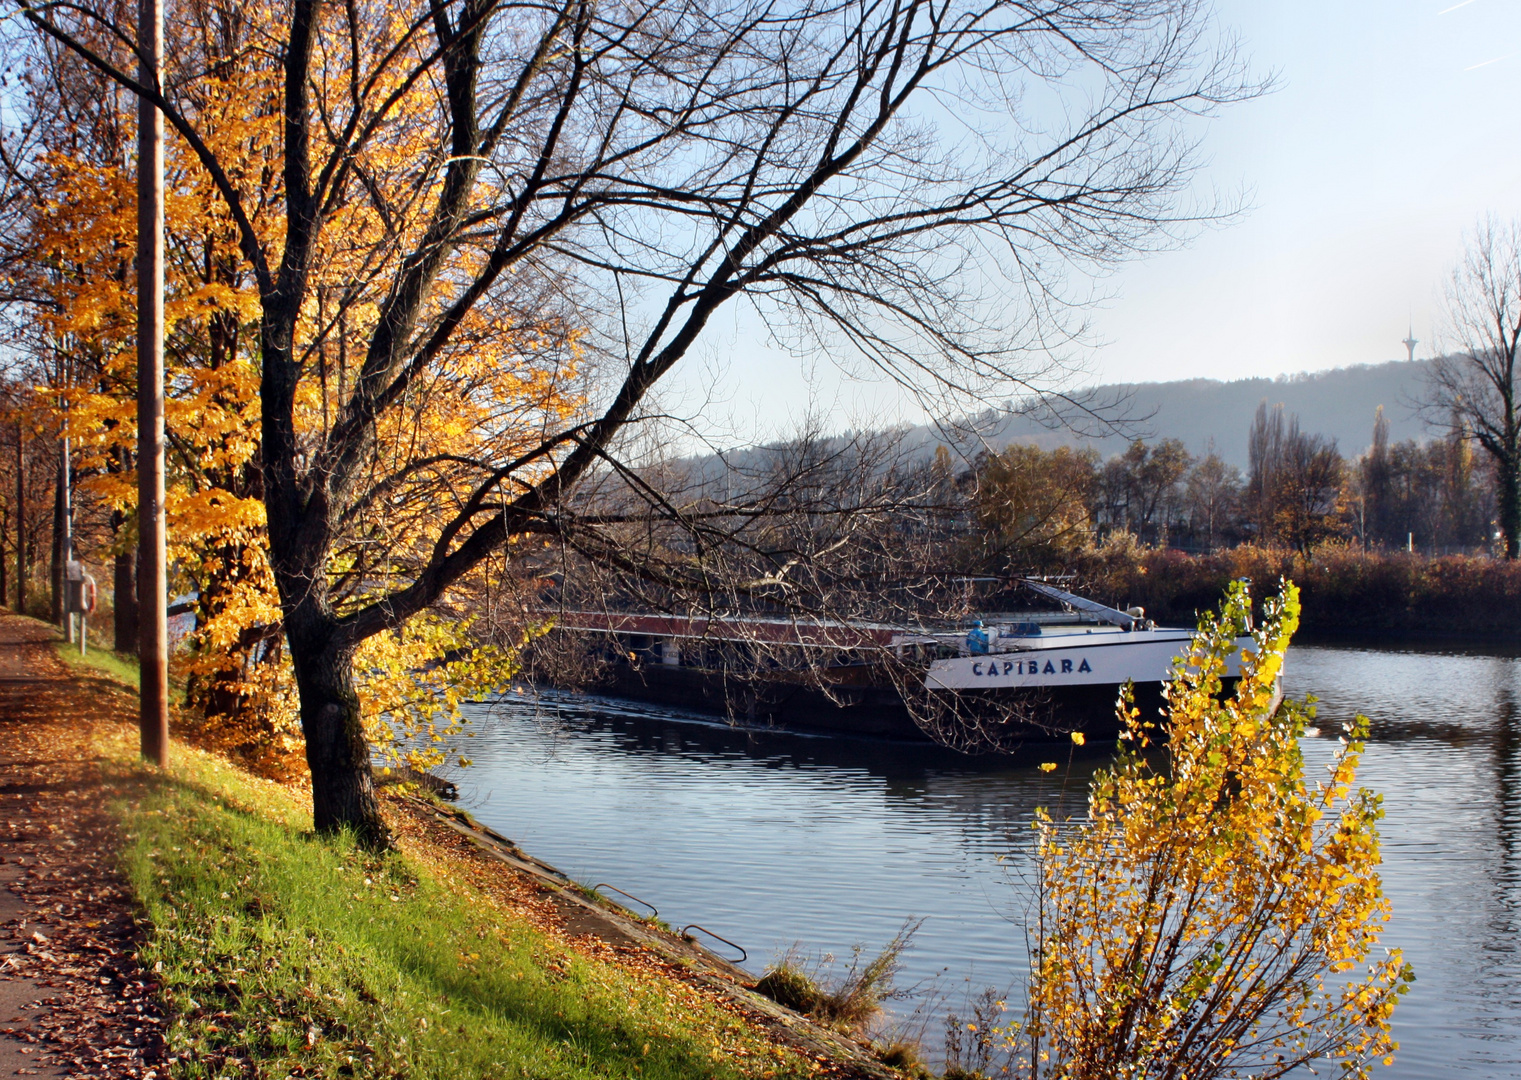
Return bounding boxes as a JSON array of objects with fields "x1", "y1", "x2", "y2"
[{"x1": 547, "y1": 580, "x2": 1255, "y2": 748}]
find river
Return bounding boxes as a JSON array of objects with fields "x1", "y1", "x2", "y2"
[{"x1": 450, "y1": 642, "x2": 1521, "y2": 1077}]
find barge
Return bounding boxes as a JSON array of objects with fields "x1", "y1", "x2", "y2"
[{"x1": 544, "y1": 580, "x2": 1258, "y2": 750}]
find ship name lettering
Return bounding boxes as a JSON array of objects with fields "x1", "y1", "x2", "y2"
[{"x1": 969, "y1": 656, "x2": 1094, "y2": 678}]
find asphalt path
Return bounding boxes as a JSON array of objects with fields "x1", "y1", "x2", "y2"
[{"x1": 0, "y1": 614, "x2": 163, "y2": 1078}]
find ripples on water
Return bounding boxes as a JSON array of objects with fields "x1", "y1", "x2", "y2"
[{"x1": 452, "y1": 644, "x2": 1521, "y2": 1077}]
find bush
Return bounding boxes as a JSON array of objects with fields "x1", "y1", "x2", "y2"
[
  {"x1": 753, "y1": 963, "x2": 826, "y2": 1016},
  {"x1": 754, "y1": 922, "x2": 918, "y2": 1033},
  {"x1": 1076, "y1": 542, "x2": 1521, "y2": 638},
  {"x1": 1007, "y1": 581, "x2": 1412, "y2": 1078}
]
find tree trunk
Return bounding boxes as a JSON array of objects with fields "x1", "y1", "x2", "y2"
[
  {"x1": 0, "y1": 512, "x2": 9, "y2": 610},
  {"x1": 1501, "y1": 454, "x2": 1521, "y2": 560},
  {"x1": 113, "y1": 547, "x2": 138, "y2": 653},
  {"x1": 288, "y1": 616, "x2": 388, "y2": 846}
]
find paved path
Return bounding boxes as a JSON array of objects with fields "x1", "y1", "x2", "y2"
[{"x1": 0, "y1": 616, "x2": 163, "y2": 1078}]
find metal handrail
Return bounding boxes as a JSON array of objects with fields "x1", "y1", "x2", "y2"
[
  {"x1": 680, "y1": 923, "x2": 747, "y2": 963},
  {"x1": 591, "y1": 883, "x2": 658, "y2": 920}
]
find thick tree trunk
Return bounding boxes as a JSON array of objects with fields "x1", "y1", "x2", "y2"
[
  {"x1": 288, "y1": 616, "x2": 387, "y2": 846},
  {"x1": 1501, "y1": 456, "x2": 1521, "y2": 561},
  {"x1": 113, "y1": 548, "x2": 138, "y2": 654}
]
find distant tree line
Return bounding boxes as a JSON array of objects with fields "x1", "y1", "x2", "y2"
[{"x1": 965, "y1": 402, "x2": 1497, "y2": 569}]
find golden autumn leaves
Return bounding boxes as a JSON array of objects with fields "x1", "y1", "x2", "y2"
[
  {"x1": 10, "y1": 8, "x2": 584, "y2": 777},
  {"x1": 1007, "y1": 580, "x2": 1411, "y2": 1079}
]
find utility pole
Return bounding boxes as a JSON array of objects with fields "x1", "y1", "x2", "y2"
[
  {"x1": 137, "y1": 0, "x2": 168, "y2": 766},
  {"x1": 59, "y1": 430, "x2": 71, "y2": 639},
  {"x1": 14, "y1": 423, "x2": 23, "y2": 613},
  {"x1": 58, "y1": 355, "x2": 71, "y2": 639}
]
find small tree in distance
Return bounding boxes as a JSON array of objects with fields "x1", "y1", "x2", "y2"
[
  {"x1": 1183, "y1": 446, "x2": 1242, "y2": 553},
  {"x1": 976, "y1": 444, "x2": 1099, "y2": 570},
  {"x1": 1247, "y1": 402, "x2": 1346, "y2": 554},
  {"x1": 1011, "y1": 580, "x2": 1412, "y2": 1078}
]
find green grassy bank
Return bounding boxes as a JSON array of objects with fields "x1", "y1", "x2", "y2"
[
  {"x1": 93, "y1": 735, "x2": 820, "y2": 1079},
  {"x1": 52, "y1": 637, "x2": 141, "y2": 688}
]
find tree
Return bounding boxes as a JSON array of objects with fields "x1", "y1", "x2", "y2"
[
  {"x1": 0, "y1": 8, "x2": 569, "y2": 779},
  {"x1": 976, "y1": 443, "x2": 1098, "y2": 567},
  {"x1": 1272, "y1": 425, "x2": 1344, "y2": 555},
  {"x1": 1247, "y1": 402, "x2": 1345, "y2": 554},
  {"x1": 1352, "y1": 407, "x2": 1491, "y2": 555},
  {"x1": 1011, "y1": 581, "x2": 1412, "y2": 1078},
  {"x1": 1106, "y1": 437, "x2": 1191, "y2": 545},
  {"x1": 1358, "y1": 405, "x2": 1392, "y2": 548},
  {"x1": 1183, "y1": 446, "x2": 1240, "y2": 552},
  {"x1": 0, "y1": 11, "x2": 286, "y2": 739},
  {"x1": 1425, "y1": 216, "x2": 1521, "y2": 559},
  {"x1": 1245, "y1": 399, "x2": 1285, "y2": 541},
  {"x1": 18, "y1": 0, "x2": 1261, "y2": 843}
]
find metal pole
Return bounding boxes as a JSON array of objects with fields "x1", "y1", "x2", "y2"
[{"x1": 137, "y1": 0, "x2": 168, "y2": 766}]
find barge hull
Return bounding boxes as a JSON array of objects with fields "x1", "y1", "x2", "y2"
[{"x1": 581, "y1": 662, "x2": 1174, "y2": 746}]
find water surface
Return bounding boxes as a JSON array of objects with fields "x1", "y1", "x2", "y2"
[{"x1": 451, "y1": 644, "x2": 1521, "y2": 1076}]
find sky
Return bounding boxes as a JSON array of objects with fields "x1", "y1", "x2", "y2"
[
  {"x1": 1100, "y1": 0, "x2": 1521, "y2": 386},
  {"x1": 667, "y1": 0, "x2": 1521, "y2": 443}
]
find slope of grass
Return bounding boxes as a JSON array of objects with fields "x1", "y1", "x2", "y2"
[
  {"x1": 52, "y1": 636, "x2": 141, "y2": 689},
  {"x1": 98, "y1": 731, "x2": 818, "y2": 1079}
]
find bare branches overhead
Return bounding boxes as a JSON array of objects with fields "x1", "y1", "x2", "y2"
[{"x1": 8, "y1": 0, "x2": 1262, "y2": 837}]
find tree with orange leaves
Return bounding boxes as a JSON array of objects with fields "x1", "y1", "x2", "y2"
[
  {"x1": 3, "y1": 6, "x2": 574, "y2": 776},
  {"x1": 16, "y1": 0, "x2": 1262, "y2": 845}
]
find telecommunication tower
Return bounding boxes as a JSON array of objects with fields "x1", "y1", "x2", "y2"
[{"x1": 1402, "y1": 325, "x2": 1418, "y2": 363}]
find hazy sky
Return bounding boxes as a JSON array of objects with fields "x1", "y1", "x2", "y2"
[
  {"x1": 1101, "y1": 0, "x2": 1521, "y2": 385},
  {"x1": 667, "y1": 0, "x2": 1521, "y2": 441}
]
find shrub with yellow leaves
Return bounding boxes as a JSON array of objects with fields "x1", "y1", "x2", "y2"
[
  {"x1": 1009, "y1": 579, "x2": 1412, "y2": 1079},
  {"x1": 356, "y1": 609, "x2": 544, "y2": 776}
]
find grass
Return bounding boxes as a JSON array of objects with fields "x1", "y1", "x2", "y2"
[
  {"x1": 52, "y1": 635, "x2": 141, "y2": 689},
  {"x1": 94, "y1": 730, "x2": 823, "y2": 1079},
  {"x1": 754, "y1": 923, "x2": 918, "y2": 1033}
]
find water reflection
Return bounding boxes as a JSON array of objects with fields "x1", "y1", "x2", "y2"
[
  {"x1": 452, "y1": 645, "x2": 1521, "y2": 1078},
  {"x1": 1287, "y1": 645, "x2": 1521, "y2": 1078}
]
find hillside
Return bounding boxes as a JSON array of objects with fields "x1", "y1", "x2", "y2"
[{"x1": 947, "y1": 358, "x2": 1434, "y2": 468}]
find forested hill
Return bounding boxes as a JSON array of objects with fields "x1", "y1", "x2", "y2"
[{"x1": 959, "y1": 358, "x2": 1434, "y2": 468}]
